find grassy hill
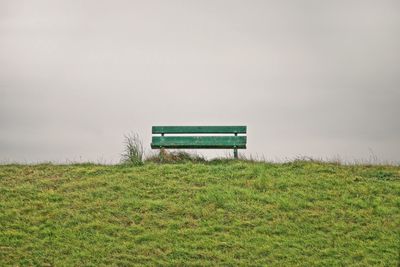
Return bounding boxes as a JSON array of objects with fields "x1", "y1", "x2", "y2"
[{"x1": 1, "y1": 160, "x2": 399, "y2": 266}]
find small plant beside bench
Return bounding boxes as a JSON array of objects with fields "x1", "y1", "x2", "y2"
[{"x1": 151, "y1": 126, "x2": 247, "y2": 159}]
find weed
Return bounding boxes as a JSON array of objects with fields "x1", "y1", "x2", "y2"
[{"x1": 120, "y1": 133, "x2": 144, "y2": 166}]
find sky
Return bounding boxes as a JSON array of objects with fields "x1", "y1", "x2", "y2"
[{"x1": 1, "y1": 0, "x2": 399, "y2": 163}]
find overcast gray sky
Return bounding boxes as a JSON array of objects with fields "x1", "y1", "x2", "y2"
[{"x1": 1, "y1": 0, "x2": 399, "y2": 163}]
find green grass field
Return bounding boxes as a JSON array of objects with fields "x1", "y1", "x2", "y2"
[{"x1": 1, "y1": 161, "x2": 399, "y2": 266}]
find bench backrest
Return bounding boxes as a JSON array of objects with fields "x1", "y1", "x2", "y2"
[{"x1": 151, "y1": 126, "x2": 247, "y2": 149}]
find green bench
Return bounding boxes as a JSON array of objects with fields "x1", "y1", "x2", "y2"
[{"x1": 151, "y1": 126, "x2": 247, "y2": 159}]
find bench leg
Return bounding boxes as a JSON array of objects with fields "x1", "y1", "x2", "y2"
[
  {"x1": 159, "y1": 147, "x2": 165, "y2": 163},
  {"x1": 233, "y1": 133, "x2": 239, "y2": 159}
]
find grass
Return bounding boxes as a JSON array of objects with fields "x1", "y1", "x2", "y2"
[
  {"x1": 0, "y1": 160, "x2": 399, "y2": 266},
  {"x1": 120, "y1": 133, "x2": 144, "y2": 166}
]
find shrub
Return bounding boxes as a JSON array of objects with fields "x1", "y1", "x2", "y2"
[{"x1": 146, "y1": 150, "x2": 206, "y2": 163}]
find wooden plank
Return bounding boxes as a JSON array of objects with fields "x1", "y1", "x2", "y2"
[
  {"x1": 152, "y1": 126, "x2": 247, "y2": 134},
  {"x1": 151, "y1": 136, "x2": 246, "y2": 149}
]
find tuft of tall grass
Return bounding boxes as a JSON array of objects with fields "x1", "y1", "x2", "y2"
[{"x1": 120, "y1": 133, "x2": 144, "y2": 166}]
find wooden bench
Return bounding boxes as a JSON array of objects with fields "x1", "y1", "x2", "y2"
[{"x1": 151, "y1": 126, "x2": 247, "y2": 159}]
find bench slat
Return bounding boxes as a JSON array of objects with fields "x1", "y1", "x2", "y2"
[
  {"x1": 151, "y1": 136, "x2": 246, "y2": 149},
  {"x1": 152, "y1": 126, "x2": 246, "y2": 134}
]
